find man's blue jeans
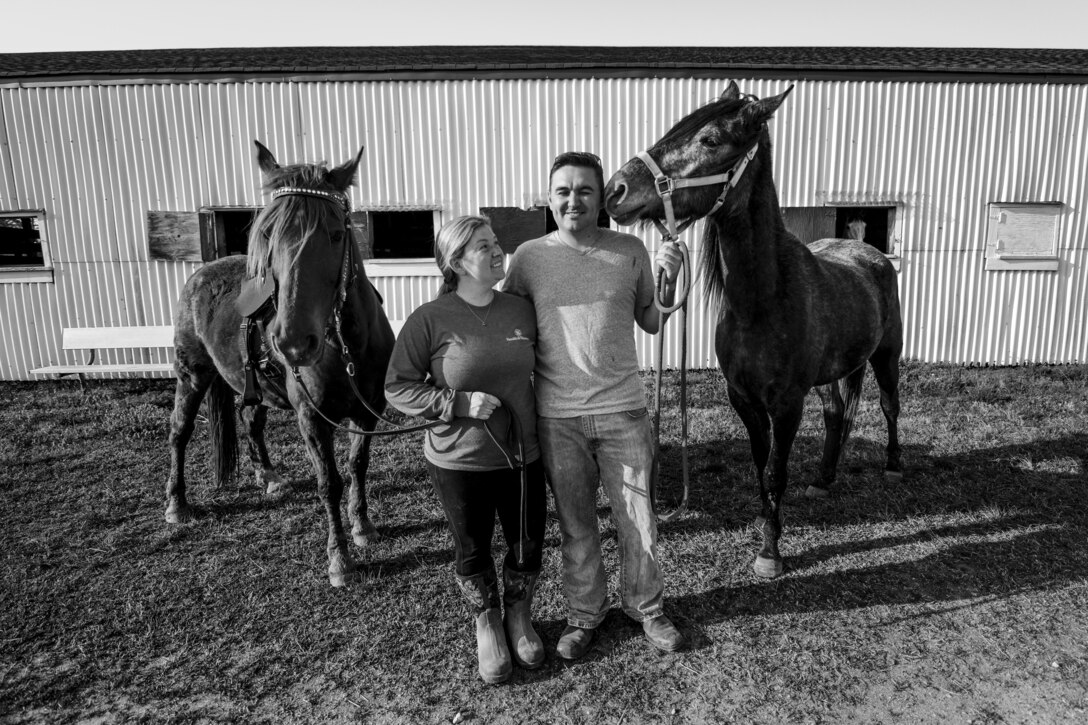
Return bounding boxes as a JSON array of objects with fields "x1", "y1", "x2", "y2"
[{"x1": 538, "y1": 408, "x2": 665, "y2": 628}]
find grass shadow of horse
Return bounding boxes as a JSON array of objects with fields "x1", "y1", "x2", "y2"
[{"x1": 665, "y1": 432, "x2": 1087, "y2": 626}]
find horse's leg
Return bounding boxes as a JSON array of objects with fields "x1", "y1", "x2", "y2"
[
  {"x1": 165, "y1": 371, "x2": 212, "y2": 524},
  {"x1": 347, "y1": 413, "x2": 380, "y2": 547},
  {"x1": 297, "y1": 410, "x2": 357, "y2": 587},
  {"x1": 869, "y1": 347, "x2": 903, "y2": 483},
  {"x1": 754, "y1": 399, "x2": 804, "y2": 579},
  {"x1": 727, "y1": 383, "x2": 770, "y2": 465},
  {"x1": 810, "y1": 364, "x2": 866, "y2": 498},
  {"x1": 726, "y1": 383, "x2": 771, "y2": 514},
  {"x1": 240, "y1": 404, "x2": 288, "y2": 497},
  {"x1": 809, "y1": 382, "x2": 843, "y2": 499}
]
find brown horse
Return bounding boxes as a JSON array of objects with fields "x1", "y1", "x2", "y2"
[
  {"x1": 605, "y1": 82, "x2": 903, "y2": 578},
  {"x1": 164, "y1": 141, "x2": 395, "y2": 587}
]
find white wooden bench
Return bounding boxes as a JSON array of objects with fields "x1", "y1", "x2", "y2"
[
  {"x1": 31, "y1": 325, "x2": 175, "y2": 380},
  {"x1": 30, "y1": 321, "x2": 406, "y2": 382}
]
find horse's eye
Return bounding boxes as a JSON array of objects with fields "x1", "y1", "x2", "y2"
[
  {"x1": 700, "y1": 135, "x2": 722, "y2": 149},
  {"x1": 331, "y1": 230, "x2": 345, "y2": 245}
]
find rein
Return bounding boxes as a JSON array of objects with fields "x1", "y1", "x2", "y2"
[
  {"x1": 636, "y1": 141, "x2": 758, "y2": 523},
  {"x1": 268, "y1": 186, "x2": 440, "y2": 439}
]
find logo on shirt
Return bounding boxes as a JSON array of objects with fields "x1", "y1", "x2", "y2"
[{"x1": 506, "y1": 328, "x2": 530, "y2": 343}]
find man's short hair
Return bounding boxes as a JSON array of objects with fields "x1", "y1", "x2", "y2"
[{"x1": 549, "y1": 151, "x2": 605, "y2": 200}]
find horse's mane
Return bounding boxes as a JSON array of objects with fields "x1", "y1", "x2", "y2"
[
  {"x1": 246, "y1": 161, "x2": 346, "y2": 280},
  {"x1": 657, "y1": 96, "x2": 752, "y2": 147},
  {"x1": 697, "y1": 124, "x2": 775, "y2": 317},
  {"x1": 698, "y1": 218, "x2": 729, "y2": 317}
]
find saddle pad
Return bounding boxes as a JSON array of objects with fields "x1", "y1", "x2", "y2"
[{"x1": 236, "y1": 274, "x2": 276, "y2": 318}]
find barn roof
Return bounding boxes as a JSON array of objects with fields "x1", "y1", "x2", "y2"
[{"x1": 2, "y1": 46, "x2": 1088, "y2": 83}]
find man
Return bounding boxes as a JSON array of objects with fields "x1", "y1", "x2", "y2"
[{"x1": 504, "y1": 151, "x2": 685, "y2": 659}]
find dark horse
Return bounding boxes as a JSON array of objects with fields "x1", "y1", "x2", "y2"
[
  {"x1": 605, "y1": 82, "x2": 903, "y2": 578},
  {"x1": 164, "y1": 141, "x2": 395, "y2": 587}
]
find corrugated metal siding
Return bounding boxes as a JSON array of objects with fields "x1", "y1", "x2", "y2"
[{"x1": 1, "y1": 76, "x2": 1087, "y2": 379}]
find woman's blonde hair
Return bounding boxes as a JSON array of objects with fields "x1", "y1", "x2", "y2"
[{"x1": 434, "y1": 214, "x2": 493, "y2": 296}]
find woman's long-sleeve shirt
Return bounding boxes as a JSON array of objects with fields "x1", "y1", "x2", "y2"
[{"x1": 384, "y1": 291, "x2": 539, "y2": 471}]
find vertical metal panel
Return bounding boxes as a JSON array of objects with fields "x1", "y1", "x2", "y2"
[{"x1": 2, "y1": 75, "x2": 1088, "y2": 378}]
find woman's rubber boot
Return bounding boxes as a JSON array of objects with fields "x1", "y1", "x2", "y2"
[
  {"x1": 456, "y1": 569, "x2": 512, "y2": 684},
  {"x1": 503, "y1": 567, "x2": 545, "y2": 669}
]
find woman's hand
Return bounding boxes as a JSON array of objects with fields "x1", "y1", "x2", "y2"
[{"x1": 455, "y1": 391, "x2": 502, "y2": 420}]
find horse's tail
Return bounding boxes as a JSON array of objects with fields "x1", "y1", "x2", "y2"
[
  {"x1": 839, "y1": 365, "x2": 867, "y2": 450},
  {"x1": 206, "y1": 374, "x2": 238, "y2": 487}
]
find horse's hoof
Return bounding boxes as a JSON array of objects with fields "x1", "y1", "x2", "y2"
[
  {"x1": 164, "y1": 504, "x2": 196, "y2": 524},
  {"x1": 265, "y1": 478, "x2": 290, "y2": 499},
  {"x1": 328, "y1": 567, "x2": 360, "y2": 588},
  {"x1": 352, "y1": 523, "x2": 381, "y2": 548},
  {"x1": 805, "y1": 485, "x2": 830, "y2": 499},
  {"x1": 885, "y1": 470, "x2": 904, "y2": 484},
  {"x1": 256, "y1": 468, "x2": 285, "y2": 491},
  {"x1": 753, "y1": 556, "x2": 784, "y2": 579}
]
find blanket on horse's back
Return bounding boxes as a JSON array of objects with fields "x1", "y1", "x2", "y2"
[{"x1": 235, "y1": 275, "x2": 287, "y2": 405}]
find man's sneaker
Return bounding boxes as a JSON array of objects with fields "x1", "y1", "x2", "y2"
[
  {"x1": 643, "y1": 615, "x2": 685, "y2": 652},
  {"x1": 556, "y1": 624, "x2": 597, "y2": 660}
]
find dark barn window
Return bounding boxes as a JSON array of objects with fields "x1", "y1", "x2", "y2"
[
  {"x1": 214, "y1": 209, "x2": 256, "y2": 258},
  {"x1": 367, "y1": 211, "x2": 436, "y2": 260},
  {"x1": 834, "y1": 206, "x2": 895, "y2": 254},
  {"x1": 147, "y1": 207, "x2": 257, "y2": 263},
  {"x1": 0, "y1": 215, "x2": 45, "y2": 267},
  {"x1": 783, "y1": 205, "x2": 896, "y2": 254}
]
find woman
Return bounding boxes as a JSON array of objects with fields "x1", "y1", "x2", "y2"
[{"x1": 385, "y1": 215, "x2": 546, "y2": 684}]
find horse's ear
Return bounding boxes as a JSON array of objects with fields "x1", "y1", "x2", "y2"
[
  {"x1": 743, "y1": 85, "x2": 794, "y2": 126},
  {"x1": 328, "y1": 146, "x2": 365, "y2": 190},
  {"x1": 720, "y1": 81, "x2": 741, "y2": 101},
  {"x1": 255, "y1": 141, "x2": 279, "y2": 175}
]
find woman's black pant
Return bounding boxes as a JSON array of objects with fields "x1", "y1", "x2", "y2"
[{"x1": 426, "y1": 458, "x2": 546, "y2": 577}]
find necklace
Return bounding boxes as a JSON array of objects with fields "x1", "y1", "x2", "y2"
[{"x1": 460, "y1": 294, "x2": 494, "y2": 326}]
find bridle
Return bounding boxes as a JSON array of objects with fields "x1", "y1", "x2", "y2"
[
  {"x1": 267, "y1": 186, "x2": 439, "y2": 438},
  {"x1": 635, "y1": 140, "x2": 759, "y2": 523},
  {"x1": 269, "y1": 187, "x2": 356, "y2": 340}
]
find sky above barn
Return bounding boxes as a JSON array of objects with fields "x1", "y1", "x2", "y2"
[{"x1": 3, "y1": 0, "x2": 1084, "y2": 53}]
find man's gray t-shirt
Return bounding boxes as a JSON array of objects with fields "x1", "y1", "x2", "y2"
[{"x1": 504, "y1": 229, "x2": 655, "y2": 418}]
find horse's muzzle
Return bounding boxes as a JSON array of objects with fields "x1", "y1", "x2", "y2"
[
  {"x1": 273, "y1": 329, "x2": 323, "y2": 368},
  {"x1": 604, "y1": 178, "x2": 647, "y2": 225}
]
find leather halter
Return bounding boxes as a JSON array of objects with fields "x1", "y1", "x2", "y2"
[{"x1": 635, "y1": 141, "x2": 759, "y2": 243}]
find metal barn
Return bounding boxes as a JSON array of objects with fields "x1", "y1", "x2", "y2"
[{"x1": 1, "y1": 47, "x2": 1086, "y2": 380}]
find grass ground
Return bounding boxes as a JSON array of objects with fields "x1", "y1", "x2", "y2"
[{"x1": 1, "y1": 361, "x2": 1086, "y2": 724}]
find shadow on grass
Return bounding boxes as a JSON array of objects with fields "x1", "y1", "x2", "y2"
[
  {"x1": 665, "y1": 433, "x2": 1087, "y2": 626},
  {"x1": 188, "y1": 477, "x2": 315, "y2": 518},
  {"x1": 675, "y1": 519, "x2": 1077, "y2": 625},
  {"x1": 656, "y1": 431, "x2": 1086, "y2": 524},
  {"x1": 357, "y1": 546, "x2": 456, "y2": 575}
]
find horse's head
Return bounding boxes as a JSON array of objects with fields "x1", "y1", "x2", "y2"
[
  {"x1": 605, "y1": 82, "x2": 792, "y2": 228},
  {"x1": 247, "y1": 141, "x2": 365, "y2": 368}
]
